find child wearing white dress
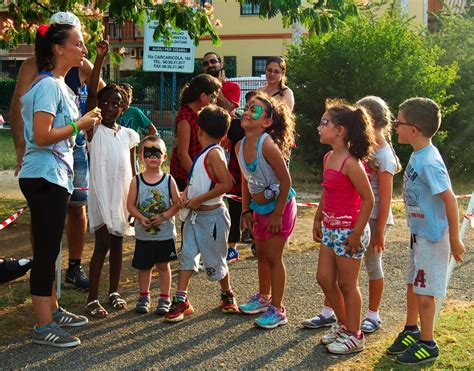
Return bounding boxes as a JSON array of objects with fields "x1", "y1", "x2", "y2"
[{"x1": 86, "y1": 84, "x2": 139, "y2": 318}]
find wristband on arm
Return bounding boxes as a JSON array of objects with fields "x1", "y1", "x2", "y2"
[{"x1": 67, "y1": 121, "x2": 78, "y2": 136}]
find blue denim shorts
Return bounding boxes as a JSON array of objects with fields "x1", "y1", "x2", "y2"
[
  {"x1": 321, "y1": 225, "x2": 370, "y2": 260},
  {"x1": 69, "y1": 138, "x2": 89, "y2": 207}
]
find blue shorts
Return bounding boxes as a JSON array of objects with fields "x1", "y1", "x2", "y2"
[
  {"x1": 69, "y1": 139, "x2": 89, "y2": 207},
  {"x1": 321, "y1": 225, "x2": 370, "y2": 260}
]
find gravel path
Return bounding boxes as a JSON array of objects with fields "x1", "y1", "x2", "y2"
[{"x1": 0, "y1": 236, "x2": 472, "y2": 369}]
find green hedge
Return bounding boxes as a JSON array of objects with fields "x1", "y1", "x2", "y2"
[
  {"x1": 287, "y1": 10, "x2": 458, "y2": 175},
  {"x1": 0, "y1": 79, "x2": 16, "y2": 109}
]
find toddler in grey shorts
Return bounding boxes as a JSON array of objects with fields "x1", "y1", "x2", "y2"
[{"x1": 180, "y1": 205, "x2": 231, "y2": 281}]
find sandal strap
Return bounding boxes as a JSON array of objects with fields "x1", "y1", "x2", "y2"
[
  {"x1": 109, "y1": 292, "x2": 120, "y2": 298},
  {"x1": 362, "y1": 317, "x2": 381, "y2": 328},
  {"x1": 87, "y1": 299, "x2": 100, "y2": 306}
]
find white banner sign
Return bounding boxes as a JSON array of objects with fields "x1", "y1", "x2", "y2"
[{"x1": 143, "y1": 19, "x2": 195, "y2": 73}]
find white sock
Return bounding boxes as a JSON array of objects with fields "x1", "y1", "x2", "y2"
[
  {"x1": 366, "y1": 309, "x2": 381, "y2": 322},
  {"x1": 18, "y1": 259, "x2": 30, "y2": 266},
  {"x1": 321, "y1": 306, "x2": 334, "y2": 318}
]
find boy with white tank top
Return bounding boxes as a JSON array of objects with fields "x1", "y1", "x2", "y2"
[{"x1": 165, "y1": 105, "x2": 240, "y2": 323}]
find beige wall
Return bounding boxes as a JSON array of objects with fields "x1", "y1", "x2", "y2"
[
  {"x1": 195, "y1": 0, "x2": 291, "y2": 76},
  {"x1": 194, "y1": 0, "x2": 428, "y2": 77}
]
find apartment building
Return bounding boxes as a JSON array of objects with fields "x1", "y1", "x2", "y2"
[{"x1": 0, "y1": 0, "x2": 466, "y2": 78}]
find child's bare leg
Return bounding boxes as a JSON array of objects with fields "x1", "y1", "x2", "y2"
[
  {"x1": 138, "y1": 269, "x2": 153, "y2": 294},
  {"x1": 416, "y1": 294, "x2": 435, "y2": 341},
  {"x1": 336, "y1": 255, "x2": 362, "y2": 334},
  {"x1": 108, "y1": 234, "x2": 123, "y2": 294},
  {"x1": 368, "y1": 278, "x2": 384, "y2": 312},
  {"x1": 156, "y1": 263, "x2": 171, "y2": 295},
  {"x1": 406, "y1": 283, "x2": 419, "y2": 325},
  {"x1": 219, "y1": 273, "x2": 231, "y2": 291},
  {"x1": 262, "y1": 236, "x2": 286, "y2": 308},
  {"x1": 87, "y1": 226, "x2": 110, "y2": 303},
  {"x1": 256, "y1": 239, "x2": 271, "y2": 298},
  {"x1": 177, "y1": 270, "x2": 193, "y2": 292},
  {"x1": 317, "y1": 245, "x2": 346, "y2": 323}
]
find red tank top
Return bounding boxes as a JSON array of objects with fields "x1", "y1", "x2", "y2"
[{"x1": 322, "y1": 151, "x2": 362, "y2": 229}]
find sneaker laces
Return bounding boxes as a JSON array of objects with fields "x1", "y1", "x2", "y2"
[
  {"x1": 261, "y1": 305, "x2": 278, "y2": 320},
  {"x1": 221, "y1": 291, "x2": 235, "y2": 305}
]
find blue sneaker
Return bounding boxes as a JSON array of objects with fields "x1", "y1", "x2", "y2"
[
  {"x1": 239, "y1": 293, "x2": 271, "y2": 314},
  {"x1": 226, "y1": 247, "x2": 239, "y2": 263},
  {"x1": 254, "y1": 305, "x2": 288, "y2": 329}
]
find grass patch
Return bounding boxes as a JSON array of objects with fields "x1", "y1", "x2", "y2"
[
  {"x1": 0, "y1": 197, "x2": 29, "y2": 224},
  {"x1": 0, "y1": 130, "x2": 16, "y2": 170},
  {"x1": 342, "y1": 302, "x2": 474, "y2": 369}
]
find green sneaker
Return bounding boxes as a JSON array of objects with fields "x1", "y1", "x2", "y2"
[
  {"x1": 396, "y1": 341, "x2": 439, "y2": 364},
  {"x1": 386, "y1": 329, "x2": 420, "y2": 355}
]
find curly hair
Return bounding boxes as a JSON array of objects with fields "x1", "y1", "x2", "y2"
[
  {"x1": 35, "y1": 24, "x2": 75, "y2": 72},
  {"x1": 325, "y1": 99, "x2": 376, "y2": 161},
  {"x1": 98, "y1": 83, "x2": 128, "y2": 107},
  {"x1": 253, "y1": 93, "x2": 296, "y2": 161}
]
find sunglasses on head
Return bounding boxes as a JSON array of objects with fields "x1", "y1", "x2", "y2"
[
  {"x1": 203, "y1": 58, "x2": 220, "y2": 67},
  {"x1": 143, "y1": 146, "x2": 163, "y2": 159}
]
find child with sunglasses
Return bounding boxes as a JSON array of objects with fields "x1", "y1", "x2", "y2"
[
  {"x1": 237, "y1": 94, "x2": 297, "y2": 329},
  {"x1": 127, "y1": 136, "x2": 181, "y2": 315}
]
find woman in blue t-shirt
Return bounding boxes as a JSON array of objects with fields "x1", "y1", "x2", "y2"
[{"x1": 19, "y1": 21, "x2": 100, "y2": 348}]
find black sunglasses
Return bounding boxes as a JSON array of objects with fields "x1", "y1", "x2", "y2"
[
  {"x1": 203, "y1": 58, "x2": 220, "y2": 67},
  {"x1": 393, "y1": 119, "x2": 420, "y2": 130}
]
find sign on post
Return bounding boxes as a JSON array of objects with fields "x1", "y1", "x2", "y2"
[{"x1": 143, "y1": 19, "x2": 195, "y2": 73}]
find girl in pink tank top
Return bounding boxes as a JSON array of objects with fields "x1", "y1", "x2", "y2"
[{"x1": 311, "y1": 99, "x2": 376, "y2": 355}]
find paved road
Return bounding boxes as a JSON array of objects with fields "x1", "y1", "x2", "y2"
[{"x1": 0, "y1": 246, "x2": 472, "y2": 369}]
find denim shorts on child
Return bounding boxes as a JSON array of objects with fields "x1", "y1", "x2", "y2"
[
  {"x1": 69, "y1": 140, "x2": 88, "y2": 207},
  {"x1": 406, "y1": 232, "x2": 450, "y2": 297},
  {"x1": 321, "y1": 225, "x2": 370, "y2": 260},
  {"x1": 132, "y1": 239, "x2": 177, "y2": 270},
  {"x1": 253, "y1": 197, "x2": 296, "y2": 240},
  {"x1": 179, "y1": 205, "x2": 230, "y2": 281}
]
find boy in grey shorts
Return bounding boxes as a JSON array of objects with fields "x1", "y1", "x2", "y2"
[
  {"x1": 387, "y1": 98, "x2": 465, "y2": 364},
  {"x1": 165, "y1": 105, "x2": 239, "y2": 323}
]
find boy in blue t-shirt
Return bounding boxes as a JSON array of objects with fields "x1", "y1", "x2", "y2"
[{"x1": 387, "y1": 97, "x2": 465, "y2": 364}]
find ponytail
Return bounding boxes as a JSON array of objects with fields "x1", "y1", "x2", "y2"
[
  {"x1": 35, "y1": 24, "x2": 75, "y2": 72},
  {"x1": 356, "y1": 96, "x2": 402, "y2": 173},
  {"x1": 325, "y1": 99, "x2": 376, "y2": 161}
]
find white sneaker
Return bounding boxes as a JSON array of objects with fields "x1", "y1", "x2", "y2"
[
  {"x1": 327, "y1": 331, "x2": 365, "y2": 354},
  {"x1": 321, "y1": 322, "x2": 343, "y2": 345}
]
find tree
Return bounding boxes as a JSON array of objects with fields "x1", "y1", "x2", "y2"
[
  {"x1": 0, "y1": 0, "x2": 362, "y2": 50},
  {"x1": 286, "y1": 9, "x2": 458, "y2": 170},
  {"x1": 428, "y1": 6, "x2": 474, "y2": 179}
]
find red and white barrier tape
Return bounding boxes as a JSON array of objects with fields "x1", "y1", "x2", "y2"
[
  {"x1": 74, "y1": 187, "x2": 89, "y2": 191},
  {"x1": 0, "y1": 206, "x2": 27, "y2": 231},
  {"x1": 225, "y1": 193, "x2": 472, "y2": 208}
]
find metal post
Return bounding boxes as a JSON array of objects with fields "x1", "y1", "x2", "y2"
[
  {"x1": 56, "y1": 242, "x2": 62, "y2": 299},
  {"x1": 434, "y1": 192, "x2": 474, "y2": 322},
  {"x1": 160, "y1": 72, "x2": 165, "y2": 136},
  {"x1": 172, "y1": 72, "x2": 177, "y2": 126}
]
